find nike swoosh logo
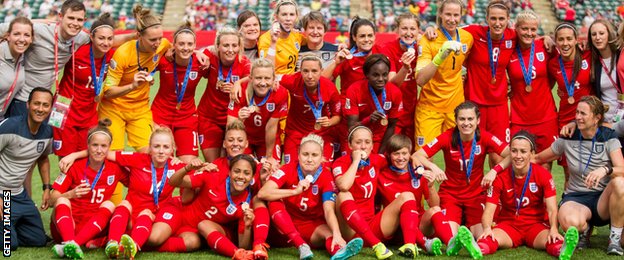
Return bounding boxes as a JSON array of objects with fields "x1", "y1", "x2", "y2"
[
  {"x1": 383, "y1": 182, "x2": 393, "y2": 187},
  {"x1": 352, "y1": 66, "x2": 361, "y2": 71},
  {"x1": 293, "y1": 94, "x2": 302, "y2": 97},
  {"x1": 209, "y1": 189, "x2": 217, "y2": 197},
  {"x1": 507, "y1": 189, "x2": 514, "y2": 193},
  {"x1": 450, "y1": 150, "x2": 459, "y2": 154},
  {"x1": 358, "y1": 104, "x2": 366, "y2": 107},
  {"x1": 479, "y1": 38, "x2": 487, "y2": 42},
  {"x1": 192, "y1": 147, "x2": 199, "y2": 151},
  {"x1": 142, "y1": 168, "x2": 151, "y2": 173},
  {"x1": 78, "y1": 65, "x2": 88, "y2": 69},
  {"x1": 164, "y1": 71, "x2": 174, "y2": 74},
  {"x1": 510, "y1": 59, "x2": 518, "y2": 62}
]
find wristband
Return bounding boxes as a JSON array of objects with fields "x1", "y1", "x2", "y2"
[
  {"x1": 605, "y1": 165, "x2": 613, "y2": 175},
  {"x1": 42, "y1": 184, "x2": 53, "y2": 191},
  {"x1": 267, "y1": 48, "x2": 276, "y2": 56},
  {"x1": 492, "y1": 164, "x2": 504, "y2": 174}
]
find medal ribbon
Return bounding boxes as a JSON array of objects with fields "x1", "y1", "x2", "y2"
[
  {"x1": 458, "y1": 134, "x2": 477, "y2": 183},
  {"x1": 516, "y1": 42, "x2": 534, "y2": 88},
  {"x1": 250, "y1": 89, "x2": 272, "y2": 107},
  {"x1": 558, "y1": 56, "x2": 578, "y2": 99},
  {"x1": 350, "y1": 46, "x2": 370, "y2": 57},
  {"x1": 511, "y1": 164, "x2": 532, "y2": 216},
  {"x1": 151, "y1": 161, "x2": 169, "y2": 207},
  {"x1": 440, "y1": 27, "x2": 460, "y2": 42},
  {"x1": 487, "y1": 29, "x2": 504, "y2": 82},
  {"x1": 2, "y1": 61, "x2": 20, "y2": 112},
  {"x1": 173, "y1": 55, "x2": 193, "y2": 107},
  {"x1": 297, "y1": 165, "x2": 323, "y2": 184},
  {"x1": 368, "y1": 84, "x2": 387, "y2": 117},
  {"x1": 358, "y1": 158, "x2": 370, "y2": 168},
  {"x1": 599, "y1": 58, "x2": 621, "y2": 93},
  {"x1": 89, "y1": 45, "x2": 108, "y2": 98},
  {"x1": 578, "y1": 128, "x2": 600, "y2": 175},
  {"x1": 399, "y1": 39, "x2": 415, "y2": 50},
  {"x1": 218, "y1": 62, "x2": 233, "y2": 82},
  {"x1": 225, "y1": 176, "x2": 252, "y2": 207},
  {"x1": 83, "y1": 159, "x2": 105, "y2": 190},
  {"x1": 303, "y1": 81, "x2": 323, "y2": 119}
]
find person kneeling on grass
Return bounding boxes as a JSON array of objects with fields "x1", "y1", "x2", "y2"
[
  {"x1": 50, "y1": 119, "x2": 127, "y2": 259},
  {"x1": 455, "y1": 131, "x2": 579, "y2": 260}
]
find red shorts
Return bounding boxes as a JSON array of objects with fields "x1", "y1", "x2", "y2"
[
  {"x1": 198, "y1": 116, "x2": 226, "y2": 150},
  {"x1": 50, "y1": 211, "x2": 107, "y2": 243},
  {"x1": 511, "y1": 118, "x2": 558, "y2": 153},
  {"x1": 292, "y1": 218, "x2": 327, "y2": 243},
  {"x1": 495, "y1": 221, "x2": 549, "y2": 248},
  {"x1": 154, "y1": 201, "x2": 183, "y2": 233},
  {"x1": 283, "y1": 131, "x2": 334, "y2": 164},
  {"x1": 154, "y1": 113, "x2": 199, "y2": 156},
  {"x1": 439, "y1": 193, "x2": 485, "y2": 227},
  {"x1": 363, "y1": 209, "x2": 393, "y2": 246},
  {"x1": 53, "y1": 125, "x2": 92, "y2": 157},
  {"x1": 478, "y1": 104, "x2": 510, "y2": 144}
]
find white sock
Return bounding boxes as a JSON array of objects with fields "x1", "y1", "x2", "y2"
[{"x1": 610, "y1": 226, "x2": 622, "y2": 244}]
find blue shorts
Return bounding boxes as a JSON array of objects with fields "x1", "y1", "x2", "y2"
[
  {"x1": 6, "y1": 191, "x2": 48, "y2": 249},
  {"x1": 560, "y1": 191, "x2": 609, "y2": 227}
]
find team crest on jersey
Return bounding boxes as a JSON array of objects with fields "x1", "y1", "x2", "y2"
[
  {"x1": 411, "y1": 178, "x2": 420, "y2": 188},
  {"x1": 383, "y1": 101, "x2": 392, "y2": 110},
  {"x1": 345, "y1": 98, "x2": 351, "y2": 109},
  {"x1": 474, "y1": 145, "x2": 482, "y2": 155},
  {"x1": 107, "y1": 175, "x2": 115, "y2": 185},
  {"x1": 36, "y1": 141, "x2": 45, "y2": 153},
  {"x1": 462, "y1": 44, "x2": 468, "y2": 53},
  {"x1": 312, "y1": 185, "x2": 318, "y2": 195},
  {"x1": 418, "y1": 136, "x2": 426, "y2": 147},
  {"x1": 529, "y1": 182, "x2": 538, "y2": 193},
  {"x1": 199, "y1": 134, "x2": 204, "y2": 145},
  {"x1": 53, "y1": 140, "x2": 62, "y2": 151},
  {"x1": 153, "y1": 55, "x2": 159, "y2": 63},
  {"x1": 505, "y1": 40, "x2": 512, "y2": 49},
  {"x1": 267, "y1": 103, "x2": 275, "y2": 112},
  {"x1": 232, "y1": 76, "x2": 240, "y2": 82},
  {"x1": 536, "y1": 52, "x2": 545, "y2": 62},
  {"x1": 369, "y1": 168, "x2": 376, "y2": 178},
  {"x1": 322, "y1": 52, "x2": 330, "y2": 61},
  {"x1": 581, "y1": 60, "x2": 588, "y2": 70},
  {"x1": 594, "y1": 143, "x2": 604, "y2": 153},
  {"x1": 189, "y1": 71, "x2": 198, "y2": 80},
  {"x1": 226, "y1": 204, "x2": 237, "y2": 215},
  {"x1": 163, "y1": 212, "x2": 173, "y2": 220},
  {"x1": 295, "y1": 42, "x2": 300, "y2": 50},
  {"x1": 284, "y1": 154, "x2": 291, "y2": 164},
  {"x1": 55, "y1": 173, "x2": 66, "y2": 185}
]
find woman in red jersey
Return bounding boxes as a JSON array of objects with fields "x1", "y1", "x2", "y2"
[
  {"x1": 151, "y1": 23, "x2": 208, "y2": 163},
  {"x1": 280, "y1": 54, "x2": 342, "y2": 164},
  {"x1": 59, "y1": 127, "x2": 186, "y2": 259},
  {"x1": 344, "y1": 54, "x2": 403, "y2": 154},
  {"x1": 258, "y1": 134, "x2": 363, "y2": 260},
  {"x1": 197, "y1": 26, "x2": 251, "y2": 162},
  {"x1": 379, "y1": 134, "x2": 457, "y2": 256},
  {"x1": 381, "y1": 13, "x2": 419, "y2": 147},
  {"x1": 456, "y1": 131, "x2": 579, "y2": 260},
  {"x1": 227, "y1": 58, "x2": 288, "y2": 161},
  {"x1": 412, "y1": 101, "x2": 509, "y2": 242},
  {"x1": 332, "y1": 126, "x2": 428, "y2": 259},
  {"x1": 169, "y1": 154, "x2": 258, "y2": 260},
  {"x1": 50, "y1": 120, "x2": 126, "y2": 259},
  {"x1": 52, "y1": 14, "x2": 115, "y2": 158},
  {"x1": 507, "y1": 11, "x2": 558, "y2": 170}
]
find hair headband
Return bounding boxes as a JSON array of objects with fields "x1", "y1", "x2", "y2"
[
  {"x1": 91, "y1": 24, "x2": 114, "y2": 34},
  {"x1": 347, "y1": 126, "x2": 372, "y2": 142},
  {"x1": 555, "y1": 23, "x2": 577, "y2": 34},
  {"x1": 174, "y1": 28, "x2": 195, "y2": 39},
  {"x1": 88, "y1": 130, "x2": 112, "y2": 142},
  {"x1": 511, "y1": 135, "x2": 535, "y2": 151}
]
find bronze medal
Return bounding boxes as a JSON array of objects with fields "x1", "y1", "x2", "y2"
[
  {"x1": 567, "y1": 96, "x2": 575, "y2": 104},
  {"x1": 94, "y1": 95, "x2": 101, "y2": 103},
  {"x1": 176, "y1": 103, "x2": 181, "y2": 110},
  {"x1": 491, "y1": 78, "x2": 496, "y2": 84},
  {"x1": 380, "y1": 117, "x2": 388, "y2": 126},
  {"x1": 525, "y1": 85, "x2": 532, "y2": 92},
  {"x1": 248, "y1": 105, "x2": 258, "y2": 113},
  {"x1": 314, "y1": 122, "x2": 321, "y2": 130},
  {"x1": 217, "y1": 80, "x2": 224, "y2": 90}
]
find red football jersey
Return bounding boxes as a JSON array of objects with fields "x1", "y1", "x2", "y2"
[
  {"x1": 332, "y1": 44, "x2": 390, "y2": 95},
  {"x1": 422, "y1": 129, "x2": 507, "y2": 201},
  {"x1": 269, "y1": 162, "x2": 336, "y2": 222},
  {"x1": 378, "y1": 167, "x2": 429, "y2": 213},
  {"x1": 280, "y1": 73, "x2": 341, "y2": 135},
  {"x1": 381, "y1": 38, "x2": 418, "y2": 112},
  {"x1": 197, "y1": 50, "x2": 251, "y2": 124},
  {"x1": 508, "y1": 39, "x2": 557, "y2": 125},
  {"x1": 115, "y1": 151, "x2": 182, "y2": 216},
  {"x1": 152, "y1": 55, "x2": 208, "y2": 121},
  {"x1": 486, "y1": 163, "x2": 556, "y2": 226},
  {"x1": 227, "y1": 82, "x2": 288, "y2": 145},
  {"x1": 53, "y1": 158, "x2": 126, "y2": 217},
  {"x1": 57, "y1": 43, "x2": 114, "y2": 127},
  {"x1": 464, "y1": 25, "x2": 517, "y2": 105},
  {"x1": 344, "y1": 80, "x2": 403, "y2": 143},
  {"x1": 183, "y1": 171, "x2": 252, "y2": 226},
  {"x1": 332, "y1": 154, "x2": 386, "y2": 220},
  {"x1": 548, "y1": 50, "x2": 593, "y2": 126}
]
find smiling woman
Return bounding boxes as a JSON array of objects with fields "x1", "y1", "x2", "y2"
[{"x1": 0, "y1": 17, "x2": 32, "y2": 120}]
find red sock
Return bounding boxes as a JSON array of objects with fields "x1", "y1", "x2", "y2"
[
  {"x1": 108, "y1": 206, "x2": 130, "y2": 242},
  {"x1": 253, "y1": 206, "x2": 270, "y2": 246},
  {"x1": 206, "y1": 231, "x2": 238, "y2": 257},
  {"x1": 476, "y1": 236, "x2": 497, "y2": 255},
  {"x1": 75, "y1": 207, "x2": 112, "y2": 245},
  {"x1": 269, "y1": 202, "x2": 306, "y2": 247},
  {"x1": 340, "y1": 199, "x2": 380, "y2": 246},
  {"x1": 54, "y1": 204, "x2": 75, "y2": 242},
  {"x1": 326, "y1": 236, "x2": 340, "y2": 255},
  {"x1": 431, "y1": 211, "x2": 453, "y2": 244},
  {"x1": 158, "y1": 237, "x2": 187, "y2": 252},
  {"x1": 130, "y1": 214, "x2": 153, "y2": 249},
  {"x1": 400, "y1": 200, "x2": 426, "y2": 246},
  {"x1": 546, "y1": 240, "x2": 563, "y2": 256}
]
